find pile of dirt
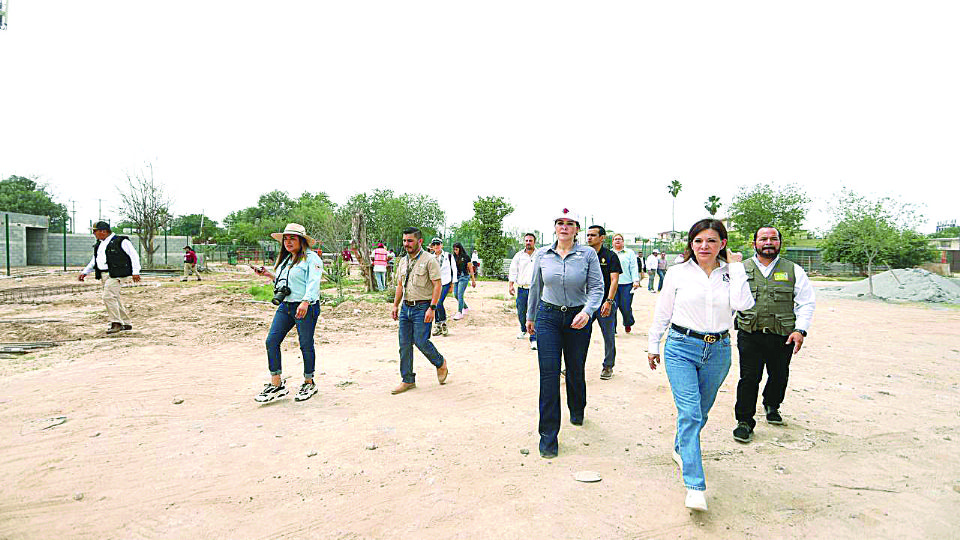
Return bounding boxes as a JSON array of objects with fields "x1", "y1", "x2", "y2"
[{"x1": 840, "y1": 268, "x2": 960, "y2": 303}]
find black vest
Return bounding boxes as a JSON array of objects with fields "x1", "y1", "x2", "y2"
[{"x1": 93, "y1": 235, "x2": 134, "y2": 279}]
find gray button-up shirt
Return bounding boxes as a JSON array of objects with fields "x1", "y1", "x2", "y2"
[{"x1": 527, "y1": 241, "x2": 604, "y2": 321}]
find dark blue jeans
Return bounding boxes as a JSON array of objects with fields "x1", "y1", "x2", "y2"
[
  {"x1": 398, "y1": 303, "x2": 445, "y2": 384},
  {"x1": 591, "y1": 309, "x2": 616, "y2": 368},
  {"x1": 266, "y1": 301, "x2": 320, "y2": 378},
  {"x1": 656, "y1": 269, "x2": 666, "y2": 291},
  {"x1": 613, "y1": 283, "x2": 636, "y2": 327},
  {"x1": 515, "y1": 287, "x2": 536, "y2": 342},
  {"x1": 535, "y1": 304, "x2": 592, "y2": 455},
  {"x1": 436, "y1": 283, "x2": 451, "y2": 323}
]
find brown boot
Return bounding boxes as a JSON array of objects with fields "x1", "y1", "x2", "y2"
[
  {"x1": 437, "y1": 360, "x2": 448, "y2": 384},
  {"x1": 391, "y1": 382, "x2": 416, "y2": 395}
]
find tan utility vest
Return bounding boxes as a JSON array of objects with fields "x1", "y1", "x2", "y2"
[{"x1": 736, "y1": 257, "x2": 797, "y2": 335}]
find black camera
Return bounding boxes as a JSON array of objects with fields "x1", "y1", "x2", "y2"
[{"x1": 272, "y1": 285, "x2": 292, "y2": 305}]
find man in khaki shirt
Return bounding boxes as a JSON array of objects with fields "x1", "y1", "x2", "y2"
[{"x1": 390, "y1": 227, "x2": 449, "y2": 394}]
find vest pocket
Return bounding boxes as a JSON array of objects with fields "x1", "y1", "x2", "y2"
[{"x1": 774, "y1": 313, "x2": 796, "y2": 335}]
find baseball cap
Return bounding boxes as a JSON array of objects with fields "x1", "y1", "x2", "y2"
[
  {"x1": 554, "y1": 208, "x2": 581, "y2": 226},
  {"x1": 430, "y1": 238, "x2": 442, "y2": 245},
  {"x1": 92, "y1": 221, "x2": 111, "y2": 231}
]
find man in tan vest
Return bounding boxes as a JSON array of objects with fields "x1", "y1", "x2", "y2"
[{"x1": 733, "y1": 226, "x2": 816, "y2": 443}]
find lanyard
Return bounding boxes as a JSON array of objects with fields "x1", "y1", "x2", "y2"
[{"x1": 403, "y1": 250, "x2": 422, "y2": 289}]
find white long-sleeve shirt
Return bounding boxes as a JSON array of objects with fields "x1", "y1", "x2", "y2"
[
  {"x1": 750, "y1": 255, "x2": 816, "y2": 332},
  {"x1": 645, "y1": 254, "x2": 659, "y2": 273},
  {"x1": 508, "y1": 249, "x2": 536, "y2": 288},
  {"x1": 81, "y1": 233, "x2": 141, "y2": 276},
  {"x1": 436, "y1": 250, "x2": 457, "y2": 286},
  {"x1": 648, "y1": 259, "x2": 755, "y2": 352}
]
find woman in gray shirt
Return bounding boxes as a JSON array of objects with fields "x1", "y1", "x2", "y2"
[{"x1": 525, "y1": 208, "x2": 604, "y2": 458}]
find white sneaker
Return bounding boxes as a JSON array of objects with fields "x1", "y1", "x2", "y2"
[
  {"x1": 685, "y1": 490, "x2": 708, "y2": 511},
  {"x1": 462, "y1": 308, "x2": 470, "y2": 315},
  {"x1": 453, "y1": 312, "x2": 463, "y2": 320},
  {"x1": 672, "y1": 449, "x2": 683, "y2": 470},
  {"x1": 530, "y1": 342, "x2": 538, "y2": 350},
  {"x1": 517, "y1": 331, "x2": 527, "y2": 339}
]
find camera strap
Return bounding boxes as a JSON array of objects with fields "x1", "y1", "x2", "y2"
[{"x1": 403, "y1": 250, "x2": 422, "y2": 290}]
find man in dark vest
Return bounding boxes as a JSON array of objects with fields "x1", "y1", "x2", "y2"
[
  {"x1": 78, "y1": 221, "x2": 142, "y2": 334},
  {"x1": 733, "y1": 226, "x2": 816, "y2": 443}
]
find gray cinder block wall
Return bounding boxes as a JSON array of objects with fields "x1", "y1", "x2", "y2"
[
  {"x1": 0, "y1": 212, "x2": 50, "y2": 267},
  {"x1": 47, "y1": 233, "x2": 191, "y2": 267}
]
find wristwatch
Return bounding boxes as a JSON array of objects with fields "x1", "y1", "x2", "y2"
[
  {"x1": 429, "y1": 304, "x2": 438, "y2": 310},
  {"x1": 795, "y1": 329, "x2": 807, "y2": 337}
]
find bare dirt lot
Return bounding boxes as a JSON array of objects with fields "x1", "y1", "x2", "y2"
[{"x1": 1, "y1": 269, "x2": 958, "y2": 539}]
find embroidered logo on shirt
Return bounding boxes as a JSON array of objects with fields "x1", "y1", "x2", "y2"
[
  {"x1": 722, "y1": 273, "x2": 731, "y2": 283},
  {"x1": 773, "y1": 272, "x2": 789, "y2": 281}
]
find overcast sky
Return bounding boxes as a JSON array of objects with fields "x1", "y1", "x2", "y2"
[{"x1": 2, "y1": 1, "x2": 958, "y2": 238}]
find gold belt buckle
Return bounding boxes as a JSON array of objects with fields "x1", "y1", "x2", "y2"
[{"x1": 704, "y1": 334, "x2": 718, "y2": 344}]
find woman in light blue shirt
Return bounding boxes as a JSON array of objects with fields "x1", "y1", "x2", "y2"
[{"x1": 253, "y1": 223, "x2": 324, "y2": 403}]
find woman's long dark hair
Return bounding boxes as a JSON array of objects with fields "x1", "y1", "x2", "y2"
[
  {"x1": 682, "y1": 219, "x2": 728, "y2": 263},
  {"x1": 274, "y1": 235, "x2": 308, "y2": 270},
  {"x1": 452, "y1": 242, "x2": 470, "y2": 266}
]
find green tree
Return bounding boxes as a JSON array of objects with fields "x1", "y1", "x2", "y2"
[
  {"x1": 449, "y1": 218, "x2": 480, "y2": 249},
  {"x1": 667, "y1": 179, "x2": 682, "y2": 233},
  {"x1": 0, "y1": 175, "x2": 69, "y2": 231},
  {"x1": 169, "y1": 214, "x2": 221, "y2": 242},
  {"x1": 473, "y1": 195, "x2": 514, "y2": 278},
  {"x1": 930, "y1": 226, "x2": 960, "y2": 238},
  {"x1": 820, "y1": 189, "x2": 934, "y2": 296},
  {"x1": 729, "y1": 183, "x2": 809, "y2": 241},
  {"x1": 339, "y1": 189, "x2": 445, "y2": 249},
  {"x1": 704, "y1": 195, "x2": 722, "y2": 216}
]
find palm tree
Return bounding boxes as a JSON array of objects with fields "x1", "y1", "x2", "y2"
[
  {"x1": 667, "y1": 179, "x2": 683, "y2": 234},
  {"x1": 704, "y1": 195, "x2": 722, "y2": 216}
]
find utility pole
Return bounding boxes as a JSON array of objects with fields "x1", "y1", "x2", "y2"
[
  {"x1": 69, "y1": 200, "x2": 77, "y2": 234},
  {"x1": 98, "y1": 199, "x2": 102, "y2": 221},
  {"x1": 199, "y1": 210, "x2": 205, "y2": 244}
]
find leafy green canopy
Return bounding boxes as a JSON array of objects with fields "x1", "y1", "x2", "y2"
[
  {"x1": 0, "y1": 176, "x2": 69, "y2": 231},
  {"x1": 338, "y1": 189, "x2": 445, "y2": 251},
  {"x1": 473, "y1": 195, "x2": 514, "y2": 277},
  {"x1": 729, "y1": 183, "x2": 809, "y2": 242}
]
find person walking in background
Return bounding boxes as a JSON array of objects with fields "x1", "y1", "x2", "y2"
[
  {"x1": 611, "y1": 233, "x2": 638, "y2": 333},
  {"x1": 181, "y1": 245, "x2": 201, "y2": 282},
  {"x1": 732, "y1": 226, "x2": 816, "y2": 443},
  {"x1": 646, "y1": 250, "x2": 660, "y2": 292},
  {"x1": 526, "y1": 208, "x2": 603, "y2": 459},
  {"x1": 508, "y1": 233, "x2": 538, "y2": 350},
  {"x1": 372, "y1": 242, "x2": 390, "y2": 291},
  {"x1": 452, "y1": 242, "x2": 476, "y2": 320},
  {"x1": 253, "y1": 223, "x2": 324, "y2": 403},
  {"x1": 391, "y1": 227, "x2": 448, "y2": 395},
  {"x1": 647, "y1": 218, "x2": 753, "y2": 512},
  {"x1": 78, "y1": 221, "x2": 142, "y2": 334},
  {"x1": 430, "y1": 238, "x2": 457, "y2": 337},
  {"x1": 657, "y1": 251, "x2": 668, "y2": 292},
  {"x1": 586, "y1": 226, "x2": 621, "y2": 380}
]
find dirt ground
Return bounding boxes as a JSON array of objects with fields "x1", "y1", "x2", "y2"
[{"x1": 0, "y1": 267, "x2": 958, "y2": 539}]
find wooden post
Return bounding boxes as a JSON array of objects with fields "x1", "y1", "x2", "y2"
[{"x1": 351, "y1": 211, "x2": 375, "y2": 292}]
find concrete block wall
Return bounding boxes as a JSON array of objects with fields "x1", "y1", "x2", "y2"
[
  {"x1": 46, "y1": 233, "x2": 192, "y2": 268},
  {"x1": 0, "y1": 212, "x2": 50, "y2": 267}
]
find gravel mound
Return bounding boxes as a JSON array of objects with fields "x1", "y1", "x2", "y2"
[{"x1": 839, "y1": 268, "x2": 960, "y2": 303}]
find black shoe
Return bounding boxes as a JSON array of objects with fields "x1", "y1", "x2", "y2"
[
  {"x1": 733, "y1": 422, "x2": 753, "y2": 443},
  {"x1": 570, "y1": 413, "x2": 583, "y2": 426},
  {"x1": 539, "y1": 449, "x2": 558, "y2": 459},
  {"x1": 765, "y1": 406, "x2": 784, "y2": 425},
  {"x1": 121, "y1": 324, "x2": 133, "y2": 331},
  {"x1": 106, "y1": 322, "x2": 123, "y2": 334},
  {"x1": 600, "y1": 367, "x2": 613, "y2": 380}
]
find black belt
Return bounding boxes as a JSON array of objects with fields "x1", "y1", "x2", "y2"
[
  {"x1": 403, "y1": 300, "x2": 431, "y2": 307},
  {"x1": 541, "y1": 301, "x2": 584, "y2": 313},
  {"x1": 671, "y1": 324, "x2": 729, "y2": 344}
]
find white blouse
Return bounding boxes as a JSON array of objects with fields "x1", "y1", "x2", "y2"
[{"x1": 648, "y1": 258, "x2": 755, "y2": 352}]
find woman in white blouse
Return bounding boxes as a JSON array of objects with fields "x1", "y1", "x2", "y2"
[{"x1": 647, "y1": 218, "x2": 755, "y2": 512}]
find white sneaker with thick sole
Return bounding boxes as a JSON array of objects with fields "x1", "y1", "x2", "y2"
[
  {"x1": 530, "y1": 342, "x2": 538, "y2": 350},
  {"x1": 255, "y1": 383, "x2": 288, "y2": 403},
  {"x1": 453, "y1": 312, "x2": 463, "y2": 320},
  {"x1": 517, "y1": 331, "x2": 527, "y2": 339},
  {"x1": 685, "y1": 490, "x2": 708, "y2": 511}
]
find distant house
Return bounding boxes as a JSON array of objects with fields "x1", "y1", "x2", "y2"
[{"x1": 656, "y1": 230, "x2": 684, "y2": 242}]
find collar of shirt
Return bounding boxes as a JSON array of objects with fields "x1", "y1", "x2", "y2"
[
  {"x1": 751, "y1": 255, "x2": 781, "y2": 277},
  {"x1": 546, "y1": 240, "x2": 585, "y2": 257}
]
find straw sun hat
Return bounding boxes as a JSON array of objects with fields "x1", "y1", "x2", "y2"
[{"x1": 270, "y1": 223, "x2": 316, "y2": 247}]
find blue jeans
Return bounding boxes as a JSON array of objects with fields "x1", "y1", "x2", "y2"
[
  {"x1": 436, "y1": 283, "x2": 451, "y2": 322},
  {"x1": 454, "y1": 275, "x2": 470, "y2": 312},
  {"x1": 266, "y1": 301, "x2": 321, "y2": 378},
  {"x1": 515, "y1": 287, "x2": 536, "y2": 341},
  {"x1": 663, "y1": 328, "x2": 731, "y2": 491},
  {"x1": 647, "y1": 271, "x2": 656, "y2": 291},
  {"x1": 535, "y1": 304, "x2": 592, "y2": 456},
  {"x1": 374, "y1": 271, "x2": 386, "y2": 291},
  {"x1": 656, "y1": 269, "x2": 666, "y2": 291},
  {"x1": 591, "y1": 309, "x2": 616, "y2": 368},
  {"x1": 398, "y1": 303, "x2": 445, "y2": 384},
  {"x1": 613, "y1": 283, "x2": 636, "y2": 327}
]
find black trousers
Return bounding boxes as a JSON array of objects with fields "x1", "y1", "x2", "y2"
[{"x1": 735, "y1": 330, "x2": 793, "y2": 428}]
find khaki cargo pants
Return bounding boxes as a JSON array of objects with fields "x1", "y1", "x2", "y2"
[
  {"x1": 103, "y1": 277, "x2": 131, "y2": 325},
  {"x1": 183, "y1": 262, "x2": 199, "y2": 279}
]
